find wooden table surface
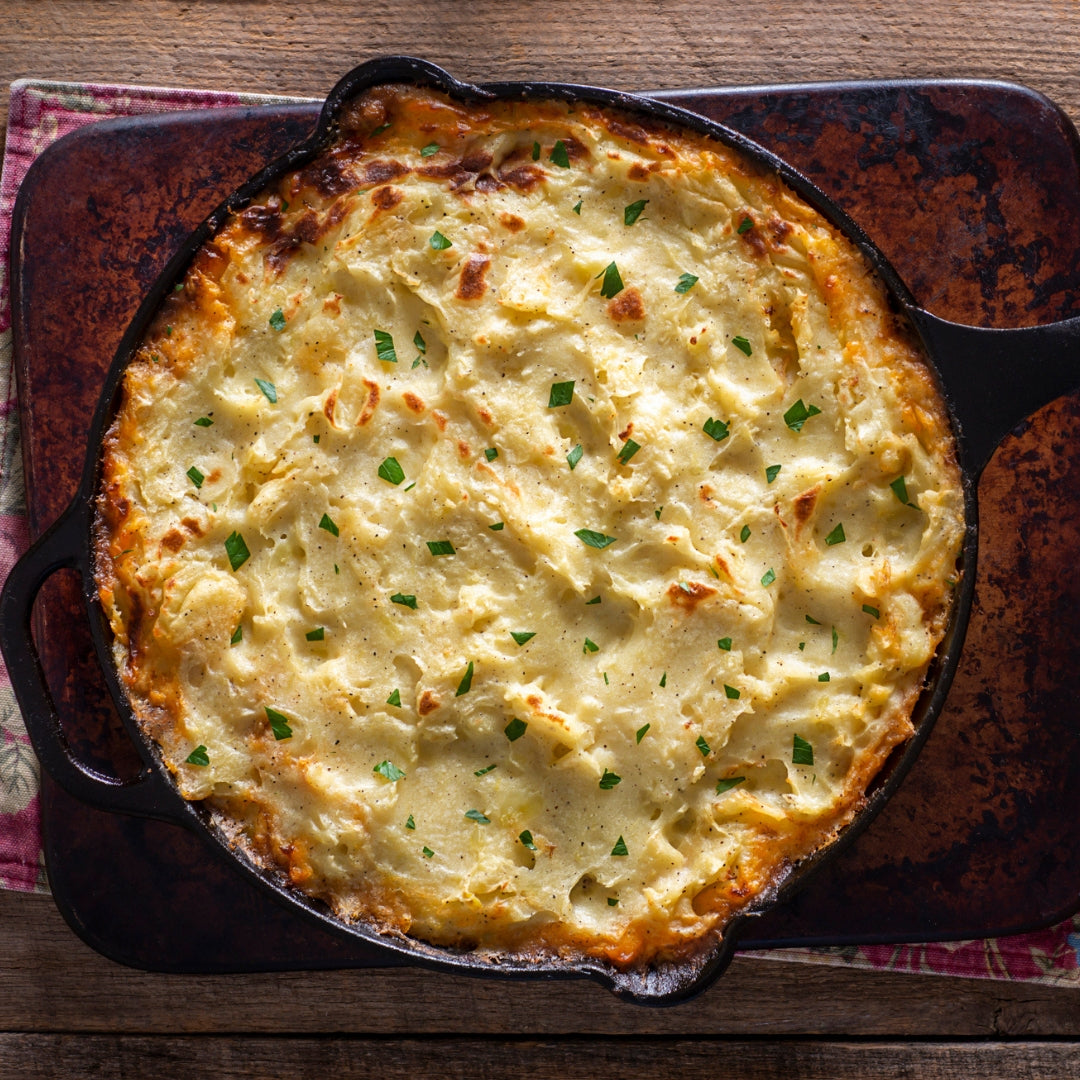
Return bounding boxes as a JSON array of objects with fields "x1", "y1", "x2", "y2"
[{"x1": 4, "y1": 2, "x2": 1080, "y2": 1076}]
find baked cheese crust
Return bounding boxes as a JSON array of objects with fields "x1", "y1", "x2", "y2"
[{"x1": 95, "y1": 83, "x2": 964, "y2": 968}]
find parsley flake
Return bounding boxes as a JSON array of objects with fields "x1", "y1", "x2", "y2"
[
  {"x1": 420, "y1": 141, "x2": 440, "y2": 156},
  {"x1": 414, "y1": 330, "x2": 427, "y2": 354},
  {"x1": 740, "y1": 525, "x2": 751, "y2": 543},
  {"x1": 572, "y1": 199, "x2": 583, "y2": 215},
  {"x1": 655, "y1": 506, "x2": 663, "y2": 520},
  {"x1": 484, "y1": 447, "x2": 499, "y2": 461},
  {"x1": 269, "y1": 308, "x2": 286, "y2": 332},
  {"x1": 624, "y1": 199, "x2": 648, "y2": 225},
  {"x1": 784, "y1": 399, "x2": 822, "y2": 432},
  {"x1": 504, "y1": 717, "x2": 528, "y2": 741},
  {"x1": 406, "y1": 814, "x2": 416, "y2": 830},
  {"x1": 185, "y1": 745, "x2": 209, "y2": 767},
  {"x1": 716, "y1": 776, "x2": 746, "y2": 795},
  {"x1": 422, "y1": 846, "x2": 435, "y2": 858},
  {"x1": 319, "y1": 513, "x2": 339, "y2": 537},
  {"x1": 374, "y1": 760, "x2": 405, "y2": 782},
  {"x1": 186, "y1": 465, "x2": 204, "y2": 489},
  {"x1": 254, "y1": 378, "x2": 277, "y2": 403},
  {"x1": 475, "y1": 764, "x2": 496, "y2": 777},
  {"x1": 550, "y1": 139, "x2": 571, "y2": 168},
  {"x1": 489, "y1": 522, "x2": 505, "y2": 531},
  {"x1": 761, "y1": 567, "x2": 776, "y2": 587},
  {"x1": 819, "y1": 672, "x2": 831, "y2": 682},
  {"x1": 724, "y1": 684, "x2": 741, "y2": 700},
  {"x1": 511, "y1": 631, "x2": 536, "y2": 646},
  {"x1": 429, "y1": 230, "x2": 452, "y2": 250},
  {"x1": 825, "y1": 523, "x2": 847, "y2": 546},
  {"x1": 378, "y1": 456, "x2": 405, "y2": 485},
  {"x1": 599, "y1": 769, "x2": 622, "y2": 789},
  {"x1": 230, "y1": 624, "x2": 242, "y2": 645},
  {"x1": 832, "y1": 626, "x2": 839, "y2": 653},
  {"x1": 426, "y1": 540, "x2": 455, "y2": 556},
  {"x1": 264, "y1": 707, "x2": 293, "y2": 740},
  {"x1": 531, "y1": 141, "x2": 541, "y2": 161},
  {"x1": 718, "y1": 637, "x2": 732, "y2": 651},
  {"x1": 583, "y1": 637, "x2": 599, "y2": 654},
  {"x1": 391, "y1": 592, "x2": 417, "y2": 609},
  {"x1": 636, "y1": 723, "x2": 650, "y2": 743},
  {"x1": 793, "y1": 734, "x2": 814, "y2": 765},
  {"x1": 586, "y1": 595, "x2": 602, "y2": 605},
  {"x1": 567, "y1": 443, "x2": 583, "y2": 470},
  {"x1": 674, "y1": 272, "x2": 698, "y2": 294},
  {"x1": 520, "y1": 830, "x2": 537, "y2": 851},
  {"x1": 374, "y1": 329, "x2": 397, "y2": 363},
  {"x1": 224, "y1": 532, "x2": 250, "y2": 572},
  {"x1": 863, "y1": 604, "x2": 881, "y2": 619},
  {"x1": 696, "y1": 735, "x2": 711, "y2": 756},
  {"x1": 465, "y1": 809, "x2": 490, "y2": 824},
  {"x1": 575, "y1": 528, "x2": 617, "y2": 549},
  {"x1": 599, "y1": 261, "x2": 624, "y2": 299},
  {"x1": 765, "y1": 464, "x2": 782, "y2": 484},
  {"x1": 737, "y1": 216, "x2": 754, "y2": 234},
  {"x1": 608, "y1": 897, "x2": 619, "y2": 907},
  {"x1": 548, "y1": 379, "x2": 575, "y2": 407},
  {"x1": 371, "y1": 121, "x2": 392, "y2": 136},
  {"x1": 305, "y1": 627, "x2": 325, "y2": 642},
  {"x1": 703, "y1": 417, "x2": 730, "y2": 442},
  {"x1": 194, "y1": 416, "x2": 213, "y2": 427},
  {"x1": 732, "y1": 335, "x2": 752, "y2": 356},
  {"x1": 891, "y1": 475, "x2": 915, "y2": 506},
  {"x1": 806, "y1": 614, "x2": 822, "y2": 625},
  {"x1": 386, "y1": 689, "x2": 401, "y2": 707},
  {"x1": 456, "y1": 661, "x2": 475, "y2": 696},
  {"x1": 659, "y1": 672, "x2": 667, "y2": 688},
  {"x1": 611, "y1": 836, "x2": 629, "y2": 857},
  {"x1": 617, "y1": 439, "x2": 640, "y2": 465}
]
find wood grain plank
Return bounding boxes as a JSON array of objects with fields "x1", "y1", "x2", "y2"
[
  {"x1": 0, "y1": 1036, "x2": 1076, "y2": 1080},
  {"x1": 1, "y1": 894, "x2": 1078, "y2": 1036},
  {"x1": 4, "y1": 0, "x2": 1080, "y2": 137}
]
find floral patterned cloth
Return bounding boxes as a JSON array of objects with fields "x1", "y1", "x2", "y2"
[{"x1": 1, "y1": 78, "x2": 1077, "y2": 985}]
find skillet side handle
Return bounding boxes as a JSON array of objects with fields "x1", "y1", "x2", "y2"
[
  {"x1": 908, "y1": 309, "x2": 1080, "y2": 478},
  {"x1": 0, "y1": 502, "x2": 179, "y2": 822}
]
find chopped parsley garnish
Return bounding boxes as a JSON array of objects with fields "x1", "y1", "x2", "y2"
[
  {"x1": 567, "y1": 443, "x2": 583, "y2": 470},
  {"x1": 165, "y1": 325, "x2": 172, "y2": 336},
  {"x1": 583, "y1": 637, "x2": 599, "y2": 654},
  {"x1": 761, "y1": 568, "x2": 776, "y2": 587},
  {"x1": 611, "y1": 836, "x2": 629, "y2": 857},
  {"x1": 617, "y1": 439, "x2": 641, "y2": 465},
  {"x1": 319, "y1": 513, "x2": 339, "y2": 537},
  {"x1": 264, "y1": 706, "x2": 293, "y2": 740},
  {"x1": 371, "y1": 121, "x2": 392, "y2": 136},
  {"x1": 603, "y1": 671, "x2": 609, "y2": 685},
  {"x1": 422, "y1": 846, "x2": 434, "y2": 858},
  {"x1": 378, "y1": 456, "x2": 405, "y2": 485},
  {"x1": 732, "y1": 335, "x2": 752, "y2": 356},
  {"x1": 586, "y1": 595, "x2": 602, "y2": 605},
  {"x1": 224, "y1": 531, "x2": 250, "y2": 571},
  {"x1": 824, "y1": 523, "x2": 847, "y2": 546},
  {"x1": 391, "y1": 593, "x2": 418, "y2": 609},
  {"x1": 703, "y1": 417, "x2": 730, "y2": 442},
  {"x1": 520, "y1": 830, "x2": 537, "y2": 850},
  {"x1": 806, "y1": 614, "x2": 822, "y2": 625},
  {"x1": 696, "y1": 735, "x2": 711, "y2": 756},
  {"x1": 406, "y1": 814, "x2": 416, "y2": 830},
  {"x1": 636, "y1": 723, "x2": 650, "y2": 743},
  {"x1": 624, "y1": 199, "x2": 648, "y2": 225},
  {"x1": 891, "y1": 475, "x2": 915, "y2": 506},
  {"x1": 793, "y1": 734, "x2": 814, "y2": 765},
  {"x1": 386, "y1": 689, "x2": 401, "y2": 707},
  {"x1": 574, "y1": 528, "x2": 616, "y2": 549},
  {"x1": 599, "y1": 261, "x2": 624, "y2": 299},
  {"x1": 724, "y1": 684, "x2": 741, "y2": 699},
  {"x1": 548, "y1": 379, "x2": 575, "y2": 407},
  {"x1": 414, "y1": 330, "x2": 427, "y2": 354},
  {"x1": 608, "y1": 897, "x2": 619, "y2": 907},
  {"x1": 475, "y1": 764, "x2": 496, "y2": 777},
  {"x1": 659, "y1": 672, "x2": 667, "y2": 688},
  {"x1": 818, "y1": 672, "x2": 831, "y2": 682},
  {"x1": 269, "y1": 308, "x2": 286, "y2": 332},
  {"x1": 765, "y1": 464, "x2": 782, "y2": 484},
  {"x1": 716, "y1": 776, "x2": 746, "y2": 795},
  {"x1": 403, "y1": 482, "x2": 416, "y2": 492},
  {"x1": 832, "y1": 627, "x2": 839, "y2": 653},
  {"x1": 489, "y1": 522, "x2": 505, "y2": 531},
  {"x1": 573, "y1": 199, "x2": 583, "y2": 214},
  {"x1": 374, "y1": 329, "x2": 398, "y2": 363},
  {"x1": 374, "y1": 760, "x2": 405, "y2": 782},
  {"x1": 599, "y1": 769, "x2": 622, "y2": 789},
  {"x1": 717, "y1": 637, "x2": 732, "y2": 651},
  {"x1": 484, "y1": 447, "x2": 499, "y2": 461},
  {"x1": 740, "y1": 525, "x2": 751, "y2": 543},
  {"x1": 863, "y1": 604, "x2": 881, "y2": 618},
  {"x1": 313, "y1": 435, "x2": 320, "y2": 444},
  {"x1": 531, "y1": 141, "x2": 541, "y2": 161},
  {"x1": 504, "y1": 717, "x2": 528, "y2": 741},
  {"x1": 511, "y1": 631, "x2": 536, "y2": 646},
  {"x1": 194, "y1": 416, "x2": 213, "y2": 427},
  {"x1": 465, "y1": 809, "x2": 490, "y2": 824},
  {"x1": 305, "y1": 627, "x2": 325, "y2": 642},
  {"x1": 455, "y1": 661, "x2": 474, "y2": 696},
  {"x1": 230, "y1": 624, "x2": 242, "y2": 645},
  {"x1": 420, "y1": 141, "x2": 440, "y2": 157},
  {"x1": 674, "y1": 272, "x2": 698, "y2": 294},
  {"x1": 429, "y1": 230, "x2": 452, "y2": 250},
  {"x1": 655, "y1": 507, "x2": 663, "y2": 520},
  {"x1": 737, "y1": 216, "x2": 754, "y2": 234},
  {"x1": 186, "y1": 465, "x2": 204, "y2": 489},
  {"x1": 185, "y1": 745, "x2": 209, "y2": 767},
  {"x1": 784, "y1": 399, "x2": 822, "y2": 432},
  {"x1": 426, "y1": 540, "x2": 455, "y2": 556},
  {"x1": 550, "y1": 139, "x2": 571, "y2": 168},
  {"x1": 254, "y1": 378, "x2": 277, "y2": 403}
]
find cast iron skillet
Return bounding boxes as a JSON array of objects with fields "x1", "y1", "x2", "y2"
[{"x1": 3, "y1": 56, "x2": 1080, "y2": 1004}]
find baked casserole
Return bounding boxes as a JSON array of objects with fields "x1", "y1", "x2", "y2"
[{"x1": 95, "y1": 82, "x2": 964, "y2": 969}]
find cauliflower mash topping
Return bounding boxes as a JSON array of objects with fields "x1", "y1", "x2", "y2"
[{"x1": 95, "y1": 84, "x2": 963, "y2": 968}]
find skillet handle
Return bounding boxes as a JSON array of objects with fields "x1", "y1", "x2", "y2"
[
  {"x1": 0, "y1": 501, "x2": 180, "y2": 822},
  {"x1": 908, "y1": 308, "x2": 1080, "y2": 478}
]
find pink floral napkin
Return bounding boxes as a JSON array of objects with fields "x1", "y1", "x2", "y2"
[{"x1": 1, "y1": 78, "x2": 1077, "y2": 985}]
